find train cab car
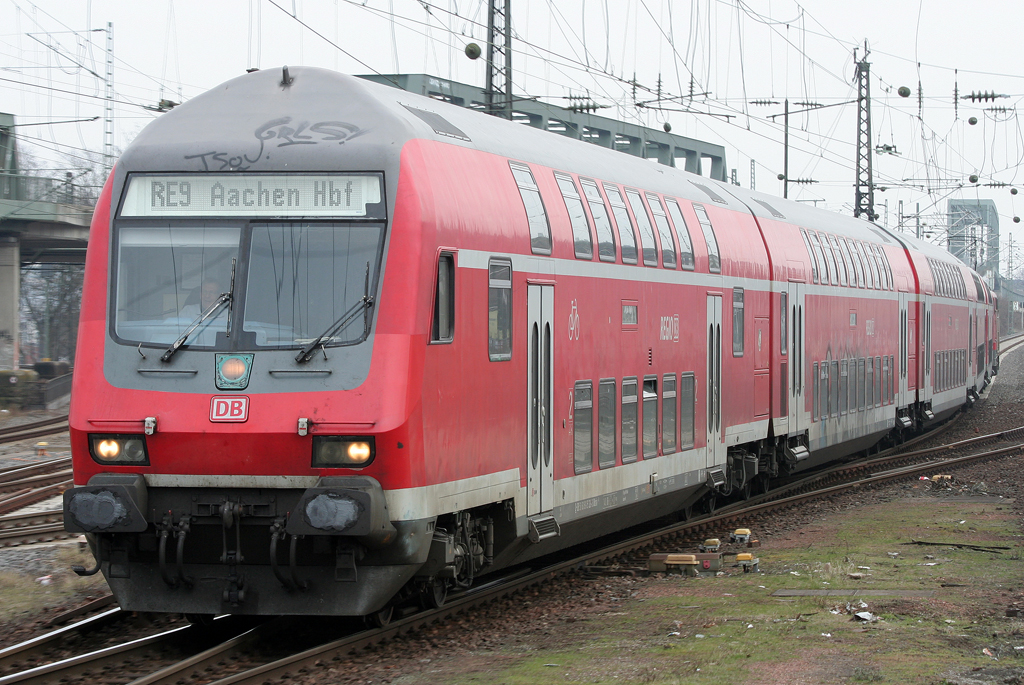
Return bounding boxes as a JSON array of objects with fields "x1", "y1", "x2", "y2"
[{"x1": 63, "y1": 66, "x2": 997, "y2": 621}]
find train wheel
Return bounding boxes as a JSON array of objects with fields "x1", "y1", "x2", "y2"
[
  {"x1": 756, "y1": 473, "x2": 771, "y2": 495},
  {"x1": 421, "y1": 578, "x2": 448, "y2": 609},
  {"x1": 740, "y1": 481, "x2": 753, "y2": 500},
  {"x1": 703, "y1": 494, "x2": 717, "y2": 515},
  {"x1": 364, "y1": 604, "x2": 394, "y2": 629}
]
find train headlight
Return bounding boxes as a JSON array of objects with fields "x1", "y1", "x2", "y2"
[
  {"x1": 312, "y1": 436, "x2": 375, "y2": 467},
  {"x1": 88, "y1": 434, "x2": 150, "y2": 465},
  {"x1": 215, "y1": 353, "x2": 254, "y2": 390}
]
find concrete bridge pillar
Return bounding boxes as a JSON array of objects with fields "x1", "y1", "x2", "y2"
[{"x1": 0, "y1": 236, "x2": 19, "y2": 369}]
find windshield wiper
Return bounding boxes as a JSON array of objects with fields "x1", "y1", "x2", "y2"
[
  {"x1": 161, "y1": 260, "x2": 236, "y2": 363},
  {"x1": 295, "y1": 262, "x2": 374, "y2": 364}
]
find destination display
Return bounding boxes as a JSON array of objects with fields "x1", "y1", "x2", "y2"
[{"x1": 120, "y1": 174, "x2": 382, "y2": 217}]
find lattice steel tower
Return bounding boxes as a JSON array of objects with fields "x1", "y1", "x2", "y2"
[
  {"x1": 485, "y1": 0, "x2": 512, "y2": 119},
  {"x1": 854, "y1": 44, "x2": 874, "y2": 221}
]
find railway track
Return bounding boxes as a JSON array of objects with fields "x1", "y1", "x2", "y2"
[
  {"x1": 2, "y1": 413, "x2": 1020, "y2": 684},
  {"x1": 0, "y1": 417, "x2": 68, "y2": 447},
  {"x1": 0, "y1": 341, "x2": 1020, "y2": 680}
]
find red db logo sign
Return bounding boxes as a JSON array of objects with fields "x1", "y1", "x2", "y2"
[{"x1": 210, "y1": 396, "x2": 249, "y2": 422}]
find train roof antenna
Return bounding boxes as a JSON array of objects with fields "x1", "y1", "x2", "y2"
[{"x1": 281, "y1": 66, "x2": 293, "y2": 87}]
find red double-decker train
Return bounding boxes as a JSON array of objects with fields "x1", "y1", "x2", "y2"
[{"x1": 64, "y1": 67, "x2": 998, "y2": 624}]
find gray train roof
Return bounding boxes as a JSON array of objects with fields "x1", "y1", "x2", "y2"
[{"x1": 114, "y1": 66, "x2": 978, "y2": 280}]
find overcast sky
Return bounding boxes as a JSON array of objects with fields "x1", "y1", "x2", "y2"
[{"x1": 2, "y1": 0, "x2": 1022, "y2": 272}]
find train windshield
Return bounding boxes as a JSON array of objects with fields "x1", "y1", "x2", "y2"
[
  {"x1": 242, "y1": 222, "x2": 383, "y2": 348},
  {"x1": 114, "y1": 224, "x2": 239, "y2": 347}
]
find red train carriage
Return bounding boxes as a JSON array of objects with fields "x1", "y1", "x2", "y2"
[{"x1": 63, "y1": 67, "x2": 997, "y2": 622}]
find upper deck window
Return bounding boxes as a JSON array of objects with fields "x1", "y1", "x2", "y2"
[
  {"x1": 625, "y1": 189, "x2": 658, "y2": 267},
  {"x1": 554, "y1": 173, "x2": 594, "y2": 260},
  {"x1": 692, "y1": 204, "x2": 721, "y2": 273},
  {"x1": 509, "y1": 162, "x2": 552, "y2": 255},
  {"x1": 603, "y1": 184, "x2": 638, "y2": 264},
  {"x1": 580, "y1": 178, "x2": 617, "y2": 261},
  {"x1": 665, "y1": 199, "x2": 695, "y2": 270},
  {"x1": 647, "y1": 193, "x2": 678, "y2": 269}
]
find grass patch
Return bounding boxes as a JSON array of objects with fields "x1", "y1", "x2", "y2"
[
  {"x1": 423, "y1": 497, "x2": 1024, "y2": 684},
  {"x1": 0, "y1": 544, "x2": 110, "y2": 623}
]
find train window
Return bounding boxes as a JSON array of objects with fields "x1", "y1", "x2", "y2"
[
  {"x1": 626, "y1": 190, "x2": 658, "y2": 267},
  {"x1": 243, "y1": 222, "x2": 385, "y2": 350},
  {"x1": 800, "y1": 229, "x2": 819, "y2": 283},
  {"x1": 603, "y1": 184, "x2": 638, "y2": 264},
  {"x1": 820, "y1": 362, "x2": 829, "y2": 420},
  {"x1": 866, "y1": 357, "x2": 874, "y2": 407},
  {"x1": 879, "y1": 247, "x2": 894, "y2": 290},
  {"x1": 647, "y1": 194, "x2": 677, "y2": 269},
  {"x1": 574, "y1": 381, "x2": 594, "y2": 474},
  {"x1": 115, "y1": 224, "x2": 240, "y2": 348},
  {"x1": 598, "y1": 379, "x2": 617, "y2": 469},
  {"x1": 839, "y1": 238, "x2": 859, "y2": 288},
  {"x1": 621, "y1": 378, "x2": 639, "y2": 464},
  {"x1": 830, "y1": 360, "x2": 840, "y2": 417},
  {"x1": 431, "y1": 253, "x2": 455, "y2": 343},
  {"x1": 819, "y1": 232, "x2": 839, "y2": 285},
  {"x1": 732, "y1": 288, "x2": 745, "y2": 356},
  {"x1": 662, "y1": 374, "x2": 677, "y2": 454},
  {"x1": 554, "y1": 173, "x2": 594, "y2": 260},
  {"x1": 509, "y1": 162, "x2": 552, "y2": 255},
  {"x1": 808, "y1": 231, "x2": 829, "y2": 285},
  {"x1": 642, "y1": 376, "x2": 658, "y2": 458},
  {"x1": 875, "y1": 356, "x2": 882, "y2": 407},
  {"x1": 487, "y1": 258, "x2": 513, "y2": 361},
  {"x1": 882, "y1": 356, "x2": 889, "y2": 404},
  {"x1": 828, "y1": 235, "x2": 849, "y2": 287},
  {"x1": 859, "y1": 242, "x2": 877, "y2": 289},
  {"x1": 692, "y1": 204, "x2": 721, "y2": 273},
  {"x1": 972, "y1": 273, "x2": 986, "y2": 301},
  {"x1": 858, "y1": 358, "x2": 866, "y2": 410},
  {"x1": 871, "y1": 245, "x2": 887, "y2": 290},
  {"x1": 812, "y1": 362, "x2": 819, "y2": 422},
  {"x1": 847, "y1": 358, "x2": 856, "y2": 411},
  {"x1": 850, "y1": 240, "x2": 868, "y2": 289},
  {"x1": 665, "y1": 199, "x2": 695, "y2": 270},
  {"x1": 680, "y1": 373, "x2": 696, "y2": 449},
  {"x1": 580, "y1": 178, "x2": 617, "y2": 261},
  {"x1": 840, "y1": 360, "x2": 849, "y2": 415},
  {"x1": 780, "y1": 292, "x2": 788, "y2": 354}
]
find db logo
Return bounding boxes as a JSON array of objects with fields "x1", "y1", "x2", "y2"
[{"x1": 210, "y1": 396, "x2": 249, "y2": 422}]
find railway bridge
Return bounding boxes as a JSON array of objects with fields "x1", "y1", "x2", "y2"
[{"x1": 1, "y1": 112, "x2": 94, "y2": 369}]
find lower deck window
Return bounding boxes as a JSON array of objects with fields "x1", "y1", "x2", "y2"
[
  {"x1": 642, "y1": 377, "x2": 658, "y2": 457},
  {"x1": 573, "y1": 382, "x2": 593, "y2": 474},
  {"x1": 621, "y1": 379, "x2": 638, "y2": 464},
  {"x1": 598, "y1": 380, "x2": 616, "y2": 469},
  {"x1": 679, "y1": 373, "x2": 695, "y2": 448},
  {"x1": 662, "y1": 374, "x2": 677, "y2": 453}
]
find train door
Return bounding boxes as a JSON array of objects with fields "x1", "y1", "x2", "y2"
[
  {"x1": 706, "y1": 294, "x2": 723, "y2": 469},
  {"x1": 922, "y1": 299, "x2": 932, "y2": 404},
  {"x1": 787, "y1": 283, "x2": 805, "y2": 432},
  {"x1": 898, "y1": 292, "x2": 910, "y2": 406},
  {"x1": 527, "y1": 284, "x2": 554, "y2": 516}
]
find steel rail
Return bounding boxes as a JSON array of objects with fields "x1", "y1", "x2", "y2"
[
  {"x1": 0, "y1": 422, "x2": 69, "y2": 447},
  {"x1": 0, "y1": 459, "x2": 71, "y2": 485},
  {"x1": 0, "y1": 509, "x2": 62, "y2": 530},
  {"x1": 0, "y1": 417, "x2": 67, "y2": 440},
  {"x1": 0, "y1": 521, "x2": 72, "y2": 547},
  {"x1": 0, "y1": 608, "x2": 124, "y2": 674},
  {"x1": 0, "y1": 616, "x2": 256, "y2": 685}
]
